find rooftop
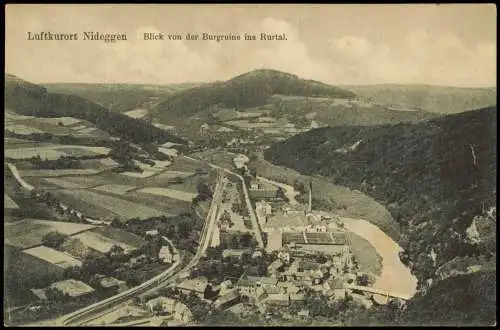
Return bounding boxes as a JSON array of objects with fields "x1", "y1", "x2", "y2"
[{"x1": 177, "y1": 277, "x2": 209, "y2": 293}]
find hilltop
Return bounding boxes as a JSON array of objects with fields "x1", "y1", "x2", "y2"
[
  {"x1": 264, "y1": 106, "x2": 497, "y2": 325},
  {"x1": 5, "y1": 74, "x2": 186, "y2": 145},
  {"x1": 151, "y1": 69, "x2": 357, "y2": 121}
]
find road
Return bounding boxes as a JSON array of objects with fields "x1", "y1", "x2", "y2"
[
  {"x1": 184, "y1": 156, "x2": 265, "y2": 249},
  {"x1": 59, "y1": 172, "x2": 226, "y2": 326},
  {"x1": 6, "y1": 162, "x2": 35, "y2": 191}
]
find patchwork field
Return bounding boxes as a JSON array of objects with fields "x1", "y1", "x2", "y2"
[
  {"x1": 54, "y1": 189, "x2": 166, "y2": 219},
  {"x1": 4, "y1": 219, "x2": 96, "y2": 249},
  {"x1": 137, "y1": 187, "x2": 197, "y2": 202}
]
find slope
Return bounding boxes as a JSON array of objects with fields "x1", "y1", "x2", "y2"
[
  {"x1": 5, "y1": 74, "x2": 186, "y2": 145},
  {"x1": 152, "y1": 69, "x2": 357, "y2": 122},
  {"x1": 264, "y1": 106, "x2": 496, "y2": 323},
  {"x1": 43, "y1": 83, "x2": 202, "y2": 114}
]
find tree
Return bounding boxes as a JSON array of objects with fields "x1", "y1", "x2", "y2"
[
  {"x1": 196, "y1": 181, "x2": 213, "y2": 201},
  {"x1": 357, "y1": 273, "x2": 370, "y2": 286},
  {"x1": 276, "y1": 187, "x2": 289, "y2": 202},
  {"x1": 42, "y1": 231, "x2": 68, "y2": 249}
]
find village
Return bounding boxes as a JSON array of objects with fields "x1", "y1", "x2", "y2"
[{"x1": 133, "y1": 168, "x2": 381, "y2": 325}]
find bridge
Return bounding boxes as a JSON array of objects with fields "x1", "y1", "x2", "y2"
[{"x1": 344, "y1": 284, "x2": 412, "y2": 302}]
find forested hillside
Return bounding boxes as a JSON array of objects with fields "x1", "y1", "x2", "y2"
[
  {"x1": 5, "y1": 74, "x2": 186, "y2": 145},
  {"x1": 265, "y1": 106, "x2": 497, "y2": 324}
]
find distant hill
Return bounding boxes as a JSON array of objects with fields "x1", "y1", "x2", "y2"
[
  {"x1": 152, "y1": 69, "x2": 357, "y2": 121},
  {"x1": 44, "y1": 82, "x2": 202, "y2": 114},
  {"x1": 5, "y1": 74, "x2": 186, "y2": 145},
  {"x1": 344, "y1": 84, "x2": 497, "y2": 114},
  {"x1": 265, "y1": 106, "x2": 496, "y2": 324}
]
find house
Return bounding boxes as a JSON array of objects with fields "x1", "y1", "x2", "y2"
[
  {"x1": 177, "y1": 277, "x2": 209, "y2": 298},
  {"x1": 251, "y1": 250, "x2": 263, "y2": 258},
  {"x1": 32, "y1": 279, "x2": 96, "y2": 301},
  {"x1": 214, "y1": 279, "x2": 233, "y2": 295},
  {"x1": 289, "y1": 293, "x2": 306, "y2": 303},
  {"x1": 237, "y1": 274, "x2": 275, "y2": 296},
  {"x1": 129, "y1": 254, "x2": 148, "y2": 268},
  {"x1": 98, "y1": 276, "x2": 128, "y2": 293},
  {"x1": 146, "y1": 296, "x2": 177, "y2": 313},
  {"x1": 158, "y1": 246, "x2": 173, "y2": 263},
  {"x1": 277, "y1": 250, "x2": 291, "y2": 263},
  {"x1": 174, "y1": 302, "x2": 193, "y2": 322},
  {"x1": 146, "y1": 229, "x2": 159, "y2": 237},
  {"x1": 298, "y1": 309, "x2": 310, "y2": 318},
  {"x1": 213, "y1": 288, "x2": 241, "y2": 310},
  {"x1": 222, "y1": 249, "x2": 250, "y2": 260},
  {"x1": 277, "y1": 282, "x2": 301, "y2": 295}
]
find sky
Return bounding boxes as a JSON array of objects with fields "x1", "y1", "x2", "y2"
[{"x1": 5, "y1": 4, "x2": 497, "y2": 87}]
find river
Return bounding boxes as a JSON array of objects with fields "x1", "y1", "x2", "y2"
[{"x1": 336, "y1": 217, "x2": 418, "y2": 299}]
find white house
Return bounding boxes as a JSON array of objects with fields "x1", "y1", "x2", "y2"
[{"x1": 158, "y1": 246, "x2": 173, "y2": 264}]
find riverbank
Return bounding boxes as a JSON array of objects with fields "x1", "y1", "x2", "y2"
[{"x1": 338, "y1": 217, "x2": 418, "y2": 298}]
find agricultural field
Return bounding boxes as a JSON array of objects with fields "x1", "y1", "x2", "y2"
[
  {"x1": 53, "y1": 189, "x2": 166, "y2": 220},
  {"x1": 92, "y1": 226, "x2": 146, "y2": 249},
  {"x1": 4, "y1": 219, "x2": 96, "y2": 249},
  {"x1": 122, "y1": 190, "x2": 190, "y2": 216},
  {"x1": 5, "y1": 147, "x2": 66, "y2": 160},
  {"x1": 4, "y1": 124, "x2": 43, "y2": 135},
  {"x1": 4, "y1": 193, "x2": 19, "y2": 209},
  {"x1": 22, "y1": 245, "x2": 82, "y2": 268},
  {"x1": 168, "y1": 156, "x2": 211, "y2": 173},
  {"x1": 72, "y1": 230, "x2": 138, "y2": 254},
  {"x1": 191, "y1": 150, "x2": 237, "y2": 169},
  {"x1": 137, "y1": 187, "x2": 197, "y2": 202},
  {"x1": 124, "y1": 109, "x2": 148, "y2": 119},
  {"x1": 5, "y1": 145, "x2": 110, "y2": 160},
  {"x1": 41, "y1": 177, "x2": 90, "y2": 189},
  {"x1": 35, "y1": 117, "x2": 82, "y2": 126},
  {"x1": 225, "y1": 120, "x2": 277, "y2": 129},
  {"x1": 20, "y1": 169, "x2": 102, "y2": 177},
  {"x1": 93, "y1": 184, "x2": 135, "y2": 195}
]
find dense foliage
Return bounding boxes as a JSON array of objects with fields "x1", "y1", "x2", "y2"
[
  {"x1": 153, "y1": 69, "x2": 356, "y2": 120},
  {"x1": 265, "y1": 106, "x2": 497, "y2": 324}
]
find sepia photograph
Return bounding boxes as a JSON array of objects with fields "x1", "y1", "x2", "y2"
[{"x1": 4, "y1": 4, "x2": 496, "y2": 327}]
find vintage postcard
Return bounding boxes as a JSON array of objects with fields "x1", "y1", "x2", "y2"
[{"x1": 4, "y1": 4, "x2": 496, "y2": 327}]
